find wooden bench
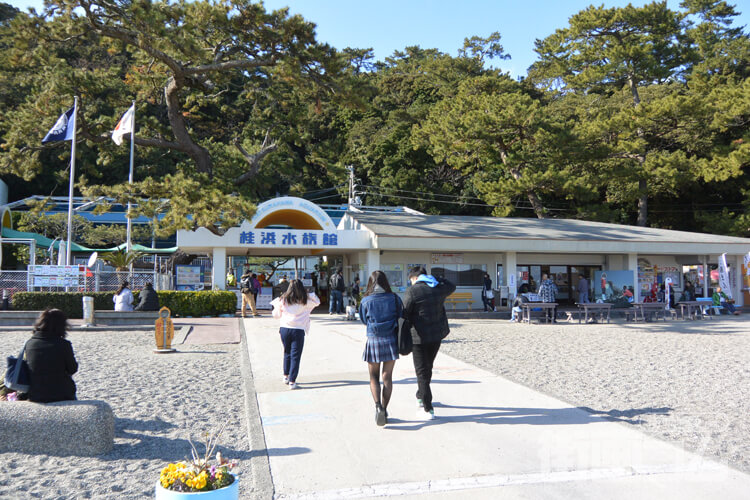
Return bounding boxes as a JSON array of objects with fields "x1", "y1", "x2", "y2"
[{"x1": 445, "y1": 292, "x2": 474, "y2": 310}]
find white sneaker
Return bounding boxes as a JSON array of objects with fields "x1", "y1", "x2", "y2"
[
  {"x1": 288, "y1": 382, "x2": 297, "y2": 390},
  {"x1": 283, "y1": 376, "x2": 289, "y2": 385},
  {"x1": 417, "y1": 408, "x2": 435, "y2": 420}
]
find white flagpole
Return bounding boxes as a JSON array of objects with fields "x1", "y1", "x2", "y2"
[
  {"x1": 66, "y1": 96, "x2": 78, "y2": 266},
  {"x1": 126, "y1": 100, "x2": 135, "y2": 255}
]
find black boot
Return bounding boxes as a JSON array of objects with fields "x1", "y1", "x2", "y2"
[{"x1": 375, "y1": 403, "x2": 386, "y2": 426}]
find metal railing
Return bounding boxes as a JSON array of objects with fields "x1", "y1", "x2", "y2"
[{"x1": 1, "y1": 270, "x2": 161, "y2": 296}]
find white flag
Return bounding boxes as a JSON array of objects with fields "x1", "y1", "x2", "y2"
[
  {"x1": 718, "y1": 253, "x2": 732, "y2": 299},
  {"x1": 57, "y1": 241, "x2": 66, "y2": 267},
  {"x1": 112, "y1": 104, "x2": 135, "y2": 146}
]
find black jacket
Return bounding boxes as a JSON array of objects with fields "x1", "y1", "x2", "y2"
[
  {"x1": 403, "y1": 278, "x2": 456, "y2": 344},
  {"x1": 24, "y1": 335, "x2": 78, "y2": 403},
  {"x1": 135, "y1": 287, "x2": 160, "y2": 311}
]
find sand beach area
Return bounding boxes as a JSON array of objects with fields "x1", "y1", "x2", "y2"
[{"x1": 1, "y1": 315, "x2": 749, "y2": 498}]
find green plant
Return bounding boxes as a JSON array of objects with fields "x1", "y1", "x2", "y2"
[
  {"x1": 11, "y1": 290, "x2": 237, "y2": 318},
  {"x1": 99, "y1": 249, "x2": 144, "y2": 271}
]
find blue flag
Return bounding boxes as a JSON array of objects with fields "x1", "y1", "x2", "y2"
[{"x1": 42, "y1": 106, "x2": 76, "y2": 144}]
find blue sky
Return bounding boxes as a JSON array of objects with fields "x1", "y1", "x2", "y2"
[{"x1": 12, "y1": 0, "x2": 750, "y2": 78}]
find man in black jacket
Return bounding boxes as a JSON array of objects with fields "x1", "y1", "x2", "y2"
[
  {"x1": 403, "y1": 266, "x2": 456, "y2": 420},
  {"x1": 135, "y1": 282, "x2": 160, "y2": 311}
]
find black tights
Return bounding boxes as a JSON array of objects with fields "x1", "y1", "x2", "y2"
[{"x1": 367, "y1": 360, "x2": 395, "y2": 408}]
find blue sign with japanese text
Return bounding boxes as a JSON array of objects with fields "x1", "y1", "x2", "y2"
[{"x1": 239, "y1": 230, "x2": 338, "y2": 247}]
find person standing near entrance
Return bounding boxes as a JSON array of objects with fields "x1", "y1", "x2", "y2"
[
  {"x1": 481, "y1": 273, "x2": 495, "y2": 312},
  {"x1": 358, "y1": 271, "x2": 402, "y2": 426},
  {"x1": 576, "y1": 274, "x2": 589, "y2": 303},
  {"x1": 329, "y1": 268, "x2": 346, "y2": 315},
  {"x1": 538, "y1": 273, "x2": 558, "y2": 323},
  {"x1": 351, "y1": 275, "x2": 361, "y2": 305},
  {"x1": 251, "y1": 273, "x2": 261, "y2": 312},
  {"x1": 271, "y1": 279, "x2": 320, "y2": 389},
  {"x1": 403, "y1": 266, "x2": 455, "y2": 420},
  {"x1": 240, "y1": 267, "x2": 259, "y2": 318}
]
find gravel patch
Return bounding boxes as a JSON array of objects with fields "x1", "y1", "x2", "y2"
[
  {"x1": 0, "y1": 330, "x2": 253, "y2": 499},
  {"x1": 441, "y1": 317, "x2": 750, "y2": 474}
]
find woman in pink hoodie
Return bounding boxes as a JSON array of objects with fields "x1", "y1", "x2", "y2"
[{"x1": 270, "y1": 279, "x2": 320, "y2": 389}]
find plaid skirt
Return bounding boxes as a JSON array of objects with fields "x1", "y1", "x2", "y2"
[{"x1": 362, "y1": 334, "x2": 399, "y2": 363}]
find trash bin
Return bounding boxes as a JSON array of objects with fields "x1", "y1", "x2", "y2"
[{"x1": 82, "y1": 296, "x2": 95, "y2": 325}]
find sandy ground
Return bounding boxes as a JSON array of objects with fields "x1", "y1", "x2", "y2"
[
  {"x1": 0, "y1": 330, "x2": 252, "y2": 499},
  {"x1": 2, "y1": 316, "x2": 749, "y2": 498},
  {"x1": 440, "y1": 316, "x2": 750, "y2": 474}
]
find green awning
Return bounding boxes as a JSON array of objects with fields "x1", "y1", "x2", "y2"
[
  {"x1": 1, "y1": 227, "x2": 93, "y2": 251},
  {"x1": 1, "y1": 227, "x2": 178, "y2": 254}
]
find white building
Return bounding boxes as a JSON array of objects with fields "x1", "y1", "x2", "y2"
[{"x1": 177, "y1": 197, "x2": 750, "y2": 307}]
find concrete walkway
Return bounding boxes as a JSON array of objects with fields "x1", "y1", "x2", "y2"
[{"x1": 243, "y1": 314, "x2": 750, "y2": 499}]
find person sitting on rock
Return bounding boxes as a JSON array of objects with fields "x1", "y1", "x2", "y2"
[{"x1": 25, "y1": 309, "x2": 79, "y2": 403}]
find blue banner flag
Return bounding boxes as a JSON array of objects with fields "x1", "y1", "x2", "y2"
[{"x1": 42, "y1": 106, "x2": 76, "y2": 144}]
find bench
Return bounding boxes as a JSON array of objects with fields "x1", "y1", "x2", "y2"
[
  {"x1": 0, "y1": 310, "x2": 159, "y2": 326},
  {"x1": 0, "y1": 400, "x2": 114, "y2": 456},
  {"x1": 696, "y1": 297, "x2": 721, "y2": 317},
  {"x1": 445, "y1": 292, "x2": 474, "y2": 310}
]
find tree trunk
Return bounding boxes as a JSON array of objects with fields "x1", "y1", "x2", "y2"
[
  {"x1": 637, "y1": 178, "x2": 648, "y2": 227},
  {"x1": 164, "y1": 77, "x2": 213, "y2": 176},
  {"x1": 527, "y1": 192, "x2": 548, "y2": 219},
  {"x1": 507, "y1": 160, "x2": 547, "y2": 218}
]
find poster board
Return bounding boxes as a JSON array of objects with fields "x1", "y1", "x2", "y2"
[
  {"x1": 175, "y1": 265, "x2": 204, "y2": 291},
  {"x1": 27, "y1": 265, "x2": 84, "y2": 288}
]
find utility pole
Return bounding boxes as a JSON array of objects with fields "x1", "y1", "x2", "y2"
[{"x1": 345, "y1": 165, "x2": 354, "y2": 208}]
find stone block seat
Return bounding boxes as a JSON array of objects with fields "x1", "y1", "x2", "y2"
[
  {"x1": 0, "y1": 310, "x2": 159, "y2": 326},
  {"x1": 0, "y1": 400, "x2": 114, "y2": 456}
]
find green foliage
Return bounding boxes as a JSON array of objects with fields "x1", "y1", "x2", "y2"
[
  {"x1": 12, "y1": 292, "x2": 117, "y2": 318},
  {"x1": 152, "y1": 291, "x2": 237, "y2": 317},
  {"x1": 99, "y1": 249, "x2": 144, "y2": 270},
  {"x1": 11, "y1": 290, "x2": 237, "y2": 317},
  {"x1": 0, "y1": 0, "x2": 748, "y2": 237}
]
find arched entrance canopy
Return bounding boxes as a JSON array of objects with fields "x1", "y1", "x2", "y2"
[{"x1": 249, "y1": 197, "x2": 337, "y2": 232}]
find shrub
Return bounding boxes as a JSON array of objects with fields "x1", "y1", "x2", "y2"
[
  {"x1": 12, "y1": 292, "x2": 117, "y2": 319},
  {"x1": 11, "y1": 291, "x2": 237, "y2": 318}
]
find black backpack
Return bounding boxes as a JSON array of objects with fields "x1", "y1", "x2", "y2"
[
  {"x1": 240, "y1": 275, "x2": 252, "y2": 292},
  {"x1": 330, "y1": 273, "x2": 344, "y2": 292}
]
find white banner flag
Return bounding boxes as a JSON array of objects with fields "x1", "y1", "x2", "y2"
[
  {"x1": 718, "y1": 253, "x2": 732, "y2": 299},
  {"x1": 744, "y1": 252, "x2": 750, "y2": 276},
  {"x1": 112, "y1": 104, "x2": 135, "y2": 145}
]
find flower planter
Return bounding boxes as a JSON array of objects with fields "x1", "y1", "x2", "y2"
[{"x1": 154, "y1": 475, "x2": 238, "y2": 500}]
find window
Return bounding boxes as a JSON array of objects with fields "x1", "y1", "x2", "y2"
[
  {"x1": 431, "y1": 264, "x2": 486, "y2": 286},
  {"x1": 382, "y1": 264, "x2": 404, "y2": 289}
]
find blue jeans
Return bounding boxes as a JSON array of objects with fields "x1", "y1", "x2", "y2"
[
  {"x1": 329, "y1": 290, "x2": 344, "y2": 314},
  {"x1": 280, "y1": 327, "x2": 305, "y2": 383},
  {"x1": 578, "y1": 291, "x2": 589, "y2": 303},
  {"x1": 721, "y1": 301, "x2": 736, "y2": 314}
]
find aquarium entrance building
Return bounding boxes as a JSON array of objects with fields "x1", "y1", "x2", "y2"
[{"x1": 176, "y1": 197, "x2": 750, "y2": 307}]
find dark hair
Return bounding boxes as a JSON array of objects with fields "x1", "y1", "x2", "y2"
[
  {"x1": 116, "y1": 281, "x2": 130, "y2": 295},
  {"x1": 408, "y1": 266, "x2": 427, "y2": 279},
  {"x1": 144, "y1": 282, "x2": 153, "y2": 290},
  {"x1": 364, "y1": 271, "x2": 393, "y2": 296},
  {"x1": 251, "y1": 273, "x2": 257, "y2": 279},
  {"x1": 281, "y1": 279, "x2": 308, "y2": 306},
  {"x1": 33, "y1": 308, "x2": 69, "y2": 338}
]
